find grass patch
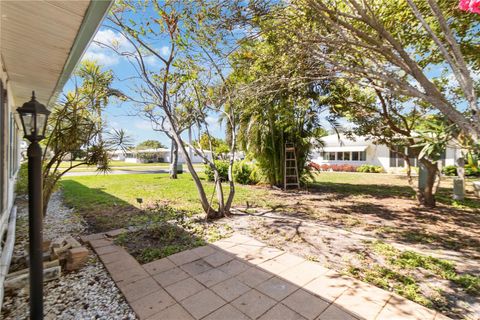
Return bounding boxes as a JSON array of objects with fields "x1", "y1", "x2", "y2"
[
  {"x1": 114, "y1": 222, "x2": 206, "y2": 264},
  {"x1": 113, "y1": 215, "x2": 232, "y2": 264},
  {"x1": 61, "y1": 173, "x2": 275, "y2": 214},
  {"x1": 370, "y1": 241, "x2": 480, "y2": 295},
  {"x1": 365, "y1": 266, "x2": 429, "y2": 306},
  {"x1": 345, "y1": 240, "x2": 480, "y2": 315}
]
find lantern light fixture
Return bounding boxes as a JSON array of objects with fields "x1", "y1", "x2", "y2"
[{"x1": 16, "y1": 91, "x2": 50, "y2": 142}]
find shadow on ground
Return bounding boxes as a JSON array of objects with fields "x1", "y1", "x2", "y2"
[
  {"x1": 91, "y1": 233, "x2": 445, "y2": 320},
  {"x1": 61, "y1": 180, "x2": 181, "y2": 233}
]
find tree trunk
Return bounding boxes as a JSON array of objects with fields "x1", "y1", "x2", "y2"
[
  {"x1": 170, "y1": 131, "x2": 219, "y2": 218},
  {"x1": 417, "y1": 159, "x2": 438, "y2": 208},
  {"x1": 224, "y1": 139, "x2": 236, "y2": 213},
  {"x1": 268, "y1": 115, "x2": 278, "y2": 187},
  {"x1": 170, "y1": 138, "x2": 178, "y2": 179},
  {"x1": 214, "y1": 169, "x2": 225, "y2": 214},
  {"x1": 42, "y1": 184, "x2": 54, "y2": 217}
]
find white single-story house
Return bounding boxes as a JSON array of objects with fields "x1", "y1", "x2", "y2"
[
  {"x1": 0, "y1": 0, "x2": 113, "y2": 309},
  {"x1": 111, "y1": 147, "x2": 213, "y2": 164},
  {"x1": 111, "y1": 148, "x2": 171, "y2": 163},
  {"x1": 311, "y1": 134, "x2": 461, "y2": 173}
]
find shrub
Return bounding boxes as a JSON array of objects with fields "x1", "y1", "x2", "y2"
[
  {"x1": 357, "y1": 165, "x2": 369, "y2": 173},
  {"x1": 465, "y1": 163, "x2": 480, "y2": 177},
  {"x1": 310, "y1": 163, "x2": 359, "y2": 172},
  {"x1": 233, "y1": 160, "x2": 259, "y2": 185},
  {"x1": 340, "y1": 164, "x2": 357, "y2": 172},
  {"x1": 15, "y1": 162, "x2": 28, "y2": 195},
  {"x1": 442, "y1": 165, "x2": 457, "y2": 176},
  {"x1": 137, "y1": 152, "x2": 163, "y2": 163},
  {"x1": 442, "y1": 164, "x2": 480, "y2": 177},
  {"x1": 205, "y1": 160, "x2": 260, "y2": 185},
  {"x1": 329, "y1": 164, "x2": 358, "y2": 172},
  {"x1": 249, "y1": 164, "x2": 264, "y2": 184},
  {"x1": 320, "y1": 164, "x2": 331, "y2": 171},
  {"x1": 204, "y1": 160, "x2": 229, "y2": 182},
  {"x1": 307, "y1": 162, "x2": 321, "y2": 171},
  {"x1": 357, "y1": 164, "x2": 383, "y2": 173}
]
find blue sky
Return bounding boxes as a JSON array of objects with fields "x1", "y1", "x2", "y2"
[
  {"x1": 62, "y1": 6, "x2": 478, "y2": 149},
  {"x1": 64, "y1": 27, "x2": 225, "y2": 148}
]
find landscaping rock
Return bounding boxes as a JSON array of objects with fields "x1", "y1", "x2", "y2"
[
  {"x1": 4, "y1": 266, "x2": 61, "y2": 292},
  {"x1": 65, "y1": 247, "x2": 89, "y2": 271},
  {"x1": 106, "y1": 228, "x2": 127, "y2": 238},
  {"x1": 473, "y1": 181, "x2": 480, "y2": 198},
  {"x1": 1, "y1": 192, "x2": 137, "y2": 319}
]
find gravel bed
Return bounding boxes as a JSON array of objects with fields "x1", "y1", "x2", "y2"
[
  {"x1": 13, "y1": 192, "x2": 86, "y2": 254},
  {"x1": 1, "y1": 192, "x2": 137, "y2": 320}
]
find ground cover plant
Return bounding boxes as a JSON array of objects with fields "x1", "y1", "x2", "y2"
[{"x1": 346, "y1": 241, "x2": 479, "y2": 312}]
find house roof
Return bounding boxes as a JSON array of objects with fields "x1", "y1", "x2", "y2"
[
  {"x1": 323, "y1": 146, "x2": 368, "y2": 152},
  {"x1": 133, "y1": 148, "x2": 171, "y2": 153},
  {"x1": 321, "y1": 134, "x2": 371, "y2": 147},
  {"x1": 0, "y1": 0, "x2": 113, "y2": 107}
]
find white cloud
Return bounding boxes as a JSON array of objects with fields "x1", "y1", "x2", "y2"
[
  {"x1": 134, "y1": 120, "x2": 153, "y2": 130},
  {"x1": 108, "y1": 120, "x2": 120, "y2": 128},
  {"x1": 205, "y1": 116, "x2": 222, "y2": 130},
  {"x1": 205, "y1": 116, "x2": 218, "y2": 125},
  {"x1": 82, "y1": 29, "x2": 133, "y2": 66},
  {"x1": 145, "y1": 55, "x2": 159, "y2": 67},
  {"x1": 91, "y1": 29, "x2": 132, "y2": 52},
  {"x1": 82, "y1": 51, "x2": 120, "y2": 66},
  {"x1": 82, "y1": 29, "x2": 172, "y2": 69},
  {"x1": 160, "y1": 46, "x2": 170, "y2": 56}
]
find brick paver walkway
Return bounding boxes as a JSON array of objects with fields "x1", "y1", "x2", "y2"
[{"x1": 84, "y1": 233, "x2": 450, "y2": 320}]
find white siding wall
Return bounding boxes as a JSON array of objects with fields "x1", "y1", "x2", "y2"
[
  {"x1": 372, "y1": 144, "x2": 391, "y2": 169},
  {"x1": 1, "y1": 60, "x2": 21, "y2": 231},
  {"x1": 444, "y1": 147, "x2": 458, "y2": 167},
  {"x1": 1, "y1": 58, "x2": 22, "y2": 309},
  {"x1": 178, "y1": 149, "x2": 212, "y2": 163}
]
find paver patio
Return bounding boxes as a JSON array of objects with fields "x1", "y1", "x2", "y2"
[{"x1": 84, "y1": 233, "x2": 450, "y2": 320}]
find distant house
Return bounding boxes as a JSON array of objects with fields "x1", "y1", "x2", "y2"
[
  {"x1": 111, "y1": 147, "x2": 213, "y2": 164},
  {"x1": 111, "y1": 148, "x2": 171, "y2": 163},
  {"x1": 310, "y1": 134, "x2": 461, "y2": 173}
]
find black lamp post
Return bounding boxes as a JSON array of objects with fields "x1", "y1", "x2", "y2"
[{"x1": 16, "y1": 91, "x2": 50, "y2": 320}]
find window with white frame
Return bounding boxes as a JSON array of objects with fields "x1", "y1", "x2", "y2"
[
  {"x1": 351, "y1": 151, "x2": 366, "y2": 161},
  {"x1": 324, "y1": 150, "x2": 366, "y2": 161},
  {"x1": 322, "y1": 152, "x2": 336, "y2": 160},
  {"x1": 390, "y1": 147, "x2": 405, "y2": 167},
  {"x1": 360, "y1": 151, "x2": 366, "y2": 161}
]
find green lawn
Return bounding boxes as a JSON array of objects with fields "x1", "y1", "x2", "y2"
[
  {"x1": 61, "y1": 173, "x2": 274, "y2": 214},
  {"x1": 58, "y1": 160, "x2": 204, "y2": 172}
]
